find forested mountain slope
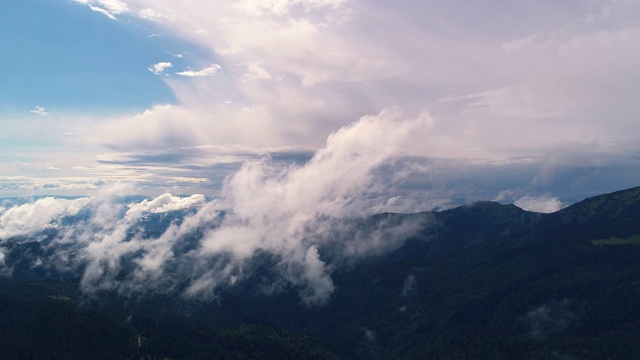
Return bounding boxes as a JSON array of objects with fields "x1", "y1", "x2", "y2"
[{"x1": 1, "y1": 186, "x2": 639, "y2": 359}]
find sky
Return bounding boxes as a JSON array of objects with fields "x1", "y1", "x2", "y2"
[{"x1": 2, "y1": 0, "x2": 640, "y2": 211}]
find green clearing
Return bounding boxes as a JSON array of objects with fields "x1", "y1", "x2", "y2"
[{"x1": 591, "y1": 234, "x2": 640, "y2": 246}]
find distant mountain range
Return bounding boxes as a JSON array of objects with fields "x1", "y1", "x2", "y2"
[{"x1": 1, "y1": 186, "x2": 640, "y2": 359}]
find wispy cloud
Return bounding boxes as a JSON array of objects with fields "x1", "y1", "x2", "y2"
[
  {"x1": 98, "y1": 0, "x2": 129, "y2": 14},
  {"x1": 148, "y1": 62, "x2": 173, "y2": 74},
  {"x1": 88, "y1": 5, "x2": 118, "y2": 20},
  {"x1": 72, "y1": 0, "x2": 129, "y2": 20},
  {"x1": 175, "y1": 64, "x2": 221, "y2": 77}
]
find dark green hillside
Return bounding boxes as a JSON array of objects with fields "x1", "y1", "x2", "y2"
[
  {"x1": 547, "y1": 186, "x2": 640, "y2": 240},
  {"x1": 301, "y1": 233, "x2": 640, "y2": 358},
  {"x1": 227, "y1": 186, "x2": 640, "y2": 358}
]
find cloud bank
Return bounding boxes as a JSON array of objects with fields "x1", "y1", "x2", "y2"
[{"x1": 0, "y1": 110, "x2": 431, "y2": 304}]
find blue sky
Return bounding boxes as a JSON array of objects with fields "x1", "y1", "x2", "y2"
[
  {"x1": 1, "y1": 0, "x2": 174, "y2": 113},
  {"x1": 1, "y1": 0, "x2": 640, "y2": 213}
]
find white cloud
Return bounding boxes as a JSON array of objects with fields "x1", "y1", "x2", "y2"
[
  {"x1": 175, "y1": 64, "x2": 221, "y2": 77},
  {"x1": 138, "y1": 8, "x2": 171, "y2": 22},
  {"x1": 148, "y1": 62, "x2": 173, "y2": 74},
  {"x1": 88, "y1": 5, "x2": 117, "y2": 20},
  {"x1": 98, "y1": 0, "x2": 129, "y2": 14},
  {"x1": 0, "y1": 111, "x2": 432, "y2": 304},
  {"x1": 514, "y1": 194, "x2": 565, "y2": 213},
  {"x1": 30, "y1": 106, "x2": 48, "y2": 116},
  {"x1": 0, "y1": 197, "x2": 90, "y2": 239},
  {"x1": 232, "y1": 0, "x2": 348, "y2": 16},
  {"x1": 72, "y1": 0, "x2": 129, "y2": 20},
  {"x1": 192, "y1": 107, "x2": 431, "y2": 303},
  {"x1": 109, "y1": 0, "x2": 640, "y2": 165},
  {"x1": 241, "y1": 61, "x2": 271, "y2": 80},
  {"x1": 126, "y1": 193, "x2": 206, "y2": 214}
]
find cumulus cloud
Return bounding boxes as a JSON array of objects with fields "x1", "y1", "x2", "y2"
[
  {"x1": 515, "y1": 194, "x2": 565, "y2": 213},
  {"x1": 175, "y1": 64, "x2": 221, "y2": 77},
  {"x1": 148, "y1": 62, "x2": 173, "y2": 74}
]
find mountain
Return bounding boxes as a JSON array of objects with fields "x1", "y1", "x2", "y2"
[{"x1": 1, "y1": 186, "x2": 640, "y2": 358}]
